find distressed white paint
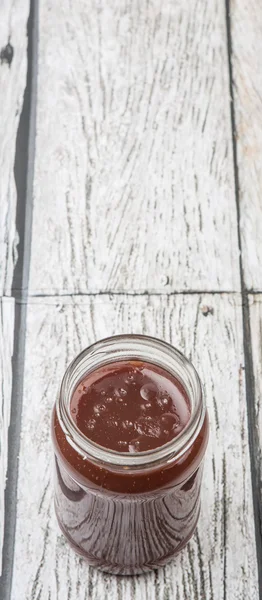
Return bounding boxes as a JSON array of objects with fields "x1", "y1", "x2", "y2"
[
  {"x1": 29, "y1": 0, "x2": 240, "y2": 295},
  {"x1": 231, "y1": 0, "x2": 262, "y2": 290},
  {"x1": 248, "y1": 295, "x2": 262, "y2": 510},
  {"x1": 0, "y1": 0, "x2": 30, "y2": 295},
  {"x1": 0, "y1": 297, "x2": 14, "y2": 575},
  {"x1": 11, "y1": 295, "x2": 258, "y2": 599}
]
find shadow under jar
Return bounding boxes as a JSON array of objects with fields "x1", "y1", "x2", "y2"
[{"x1": 51, "y1": 335, "x2": 209, "y2": 575}]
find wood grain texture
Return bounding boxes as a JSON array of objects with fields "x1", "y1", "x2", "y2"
[
  {"x1": 0, "y1": 0, "x2": 30, "y2": 295},
  {"x1": 11, "y1": 294, "x2": 258, "y2": 599},
  {"x1": 0, "y1": 297, "x2": 14, "y2": 576},
  {"x1": 29, "y1": 0, "x2": 240, "y2": 295},
  {"x1": 231, "y1": 0, "x2": 262, "y2": 290},
  {"x1": 248, "y1": 295, "x2": 262, "y2": 518}
]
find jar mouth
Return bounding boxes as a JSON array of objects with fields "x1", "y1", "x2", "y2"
[{"x1": 57, "y1": 335, "x2": 205, "y2": 470}]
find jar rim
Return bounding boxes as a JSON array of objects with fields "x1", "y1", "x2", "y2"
[{"x1": 56, "y1": 334, "x2": 205, "y2": 470}]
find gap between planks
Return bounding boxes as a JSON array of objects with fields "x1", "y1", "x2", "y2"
[
  {"x1": 225, "y1": 0, "x2": 262, "y2": 596},
  {"x1": 0, "y1": 0, "x2": 38, "y2": 598},
  {"x1": 6, "y1": 290, "x2": 243, "y2": 300}
]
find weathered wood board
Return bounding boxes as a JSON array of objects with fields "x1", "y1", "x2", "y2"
[
  {"x1": 0, "y1": 297, "x2": 14, "y2": 576},
  {"x1": 29, "y1": 0, "x2": 240, "y2": 295},
  {"x1": 11, "y1": 294, "x2": 258, "y2": 600},
  {"x1": 231, "y1": 0, "x2": 262, "y2": 291},
  {"x1": 0, "y1": 0, "x2": 30, "y2": 295}
]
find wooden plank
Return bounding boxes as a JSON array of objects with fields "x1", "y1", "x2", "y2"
[
  {"x1": 231, "y1": 0, "x2": 262, "y2": 290},
  {"x1": 248, "y1": 295, "x2": 262, "y2": 520},
  {"x1": 11, "y1": 294, "x2": 258, "y2": 599},
  {"x1": 29, "y1": 0, "x2": 240, "y2": 295},
  {"x1": 0, "y1": 0, "x2": 30, "y2": 295},
  {"x1": 0, "y1": 297, "x2": 15, "y2": 575}
]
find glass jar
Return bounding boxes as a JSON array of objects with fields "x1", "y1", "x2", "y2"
[{"x1": 51, "y1": 335, "x2": 209, "y2": 575}]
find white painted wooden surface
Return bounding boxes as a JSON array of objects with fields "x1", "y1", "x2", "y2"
[
  {"x1": 248, "y1": 295, "x2": 262, "y2": 509},
  {"x1": 231, "y1": 0, "x2": 262, "y2": 291},
  {"x1": 1, "y1": 0, "x2": 261, "y2": 598},
  {"x1": 0, "y1": 297, "x2": 14, "y2": 576},
  {"x1": 11, "y1": 295, "x2": 258, "y2": 600},
  {"x1": 29, "y1": 0, "x2": 240, "y2": 295},
  {"x1": 0, "y1": 0, "x2": 29, "y2": 295}
]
